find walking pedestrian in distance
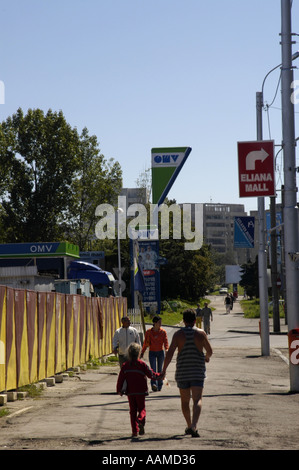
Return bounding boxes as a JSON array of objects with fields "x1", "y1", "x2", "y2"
[
  {"x1": 224, "y1": 293, "x2": 231, "y2": 314},
  {"x1": 201, "y1": 302, "x2": 213, "y2": 335},
  {"x1": 195, "y1": 304, "x2": 202, "y2": 329},
  {"x1": 162, "y1": 309, "x2": 212, "y2": 437},
  {"x1": 112, "y1": 316, "x2": 141, "y2": 366}
]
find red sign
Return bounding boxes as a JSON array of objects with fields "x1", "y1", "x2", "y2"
[{"x1": 238, "y1": 140, "x2": 275, "y2": 197}]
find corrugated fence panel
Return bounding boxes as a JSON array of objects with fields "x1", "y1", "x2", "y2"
[
  {"x1": 26, "y1": 290, "x2": 38, "y2": 384},
  {"x1": 65, "y1": 295, "x2": 74, "y2": 370},
  {"x1": 46, "y1": 293, "x2": 56, "y2": 378},
  {"x1": 0, "y1": 286, "x2": 127, "y2": 392},
  {"x1": 37, "y1": 292, "x2": 47, "y2": 381},
  {"x1": 57, "y1": 293, "x2": 66, "y2": 372},
  {"x1": 0, "y1": 286, "x2": 6, "y2": 391},
  {"x1": 79, "y1": 296, "x2": 87, "y2": 365},
  {"x1": 14, "y1": 289, "x2": 30, "y2": 388},
  {"x1": 72, "y1": 295, "x2": 80, "y2": 368},
  {"x1": 6, "y1": 288, "x2": 17, "y2": 391}
]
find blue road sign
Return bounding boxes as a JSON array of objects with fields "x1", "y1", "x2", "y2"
[{"x1": 234, "y1": 216, "x2": 255, "y2": 248}]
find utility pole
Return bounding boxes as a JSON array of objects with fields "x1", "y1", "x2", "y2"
[
  {"x1": 270, "y1": 194, "x2": 280, "y2": 332},
  {"x1": 281, "y1": 0, "x2": 299, "y2": 392},
  {"x1": 256, "y1": 91, "x2": 270, "y2": 356}
]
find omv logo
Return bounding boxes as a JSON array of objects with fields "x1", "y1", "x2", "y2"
[{"x1": 153, "y1": 154, "x2": 179, "y2": 164}]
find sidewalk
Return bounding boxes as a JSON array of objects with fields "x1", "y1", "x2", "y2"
[{"x1": 0, "y1": 296, "x2": 298, "y2": 451}]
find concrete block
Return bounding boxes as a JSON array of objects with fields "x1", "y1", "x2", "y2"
[
  {"x1": 17, "y1": 391, "x2": 28, "y2": 399},
  {"x1": 44, "y1": 377, "x2": 55, "y2": 387},
  {"x1": 0, "y1": 394, "x2": 7, "y2": 406},
  {"x1": 7, "y1": 391, "x2": 17, "y2": 402},
  {"x1": 54, "y1": 374, "x2": 64, "y2": 383}
]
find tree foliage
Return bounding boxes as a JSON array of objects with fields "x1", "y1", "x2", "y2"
[
  {"x1": 158, "y1": 201, "x2": 215, "y2": 301},
  {"x1": 239, "y1": 256, "x2": 259, "y2": 299},
  {"x1": 0, "y1": 108, "x2": 122, "y2": 248}
]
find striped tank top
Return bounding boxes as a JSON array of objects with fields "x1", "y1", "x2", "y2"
[{"x1": 175, "y1": 327, "x2": 206, "y2": 383}]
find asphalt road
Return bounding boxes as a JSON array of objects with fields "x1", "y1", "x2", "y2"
[{"x1": 0, "y1": 295, "x2": 297, "y2": 455}]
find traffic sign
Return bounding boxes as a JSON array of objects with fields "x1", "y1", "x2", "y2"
[{"x1": 238, "y1": 140, "x2": 275, "y2": 197}]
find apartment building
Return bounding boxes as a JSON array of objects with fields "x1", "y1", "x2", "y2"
[{"x1": 183, "y1": 202, "x2": 250, "y2": 264}]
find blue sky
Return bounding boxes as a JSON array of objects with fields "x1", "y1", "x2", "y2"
[{"x1": 0, "y1": 0, "x2": 298, "y2": 214}]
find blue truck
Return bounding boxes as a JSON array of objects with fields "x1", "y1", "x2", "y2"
[{"x1": 67, "y1": 260, "x2": 116, "y2": 297}]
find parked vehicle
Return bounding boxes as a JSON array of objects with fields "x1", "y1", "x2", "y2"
[
  {"x1": 67, "y1": 260, "x2": 116, "y2": 297},
  {"x1": 219, "y1": 287, "x2": 228, "y2": 295}
]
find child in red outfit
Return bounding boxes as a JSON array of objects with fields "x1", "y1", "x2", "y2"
[{"x1": 117, "y1": 342, "x2": 163, "y2": 437}]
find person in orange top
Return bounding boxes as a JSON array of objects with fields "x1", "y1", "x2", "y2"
[{"x1": 141, "y1": 315, "x2": 169, "y2": 391}]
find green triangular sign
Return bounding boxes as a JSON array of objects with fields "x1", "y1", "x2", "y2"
[{"x1": 151, "y1": 147, "x2": 192, "y2": 205}]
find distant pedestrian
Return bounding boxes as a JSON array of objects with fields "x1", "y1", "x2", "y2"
[
  {"x1": 201, "y1": 303, "x2": 213, "y2": 334},
  {"x1": 230, "y1": 293, "x2": 234, "y2": 310},
  {"x1": 195, "y1": 304, "x2": 202, "y2": 329},
  {"x1": 112, "y1": 316, "x2": 141, "y2": 366},
  {"x1": 141, "y1": 316, "x2": 169, "y2": 391},
  {"x1": 116, "y1": 342, "x2": 163, "y2": 437},
  {"x1": 162, "y1": 310, "x2": 212, "y2": 438},
  {"x1": 224, "y1": 294, "x2": 231, "y2": 314}
]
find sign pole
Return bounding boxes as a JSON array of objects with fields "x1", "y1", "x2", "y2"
[{"x1": 256, "y1": 91, "x2": 270, "y2": 356}]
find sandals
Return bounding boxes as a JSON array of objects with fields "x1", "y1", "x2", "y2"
[{"x1": 185, "y1": 427, "x2": 200, "y2": 437}]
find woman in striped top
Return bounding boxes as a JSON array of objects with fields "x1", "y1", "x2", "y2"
[{"x1": 162, "y1": 309, "x2": 213, "y2": 437}]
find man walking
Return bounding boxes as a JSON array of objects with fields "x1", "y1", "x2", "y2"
[
  {"x1": 201, "y1": 302, "x2": 213, "y2": 335},
  {"x1": 162, "y1": 309, "x2": 212, "y2": 437},
  {"x1": 224, "y1": 293, "x2": 231, "y2": 314},
  {"x1": 112, "y1": 316, "x2": 141, "y2": 366}
]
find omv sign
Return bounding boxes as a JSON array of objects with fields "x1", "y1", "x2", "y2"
[
  {"x1": 151, "y1": 146, "x2": 192, "y2": 205},
  {"x1": 153, "y1": 154, "x2": 179, "y2": 165},
  {"x1": 151, "y1": 148, "x2": 190, "y2": 168}
]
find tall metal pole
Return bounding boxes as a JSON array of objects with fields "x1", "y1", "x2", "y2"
[
  {"x1": 256, "y1": 91, "x2": 270, "y2": 356},
  {"x1": 117, "y1": 207, "x2": 124, "y2": 296},
  {"x1": 270, "y1": 195, "x2": 280, "y2": 332},
  {"x1": 281, "y1": 0, "x2": 299, "y2": 392}
]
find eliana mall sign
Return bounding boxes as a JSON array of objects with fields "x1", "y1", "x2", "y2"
[{"x1": 237, "y1": 140, "x2": 275, "y2": 197}]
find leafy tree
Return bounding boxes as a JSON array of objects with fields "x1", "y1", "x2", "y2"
[
  {"x1": 0, "y1": 108, "x2": 122, "y2": 247},
  {"x1": 239, "y1": 256, "x2": 259, "y2": 299},
  {"x1": 159, "y1": 239, "x2": 214, "y2": 301},
  {"x1": 64, "y1": 127, "x2": 122, "y2": 250},
  {"x1": 157, "y1": 201, "x2": 215, "y2": 301}
]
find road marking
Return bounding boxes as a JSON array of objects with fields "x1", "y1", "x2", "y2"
[
  {"x1": 271, "y1": 348, "x2": 289, "y2": 365},
  {"x1": 8, "y1": 407, "x2": 33, "y2": 418}
]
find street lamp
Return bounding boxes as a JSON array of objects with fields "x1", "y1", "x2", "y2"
[{"x1": 256, "y1": 48, "x2": 299, "y2": 352}]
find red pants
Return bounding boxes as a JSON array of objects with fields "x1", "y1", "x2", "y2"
[{"x1": 128, "y1": 394, "x2": 146, "y2": 435}]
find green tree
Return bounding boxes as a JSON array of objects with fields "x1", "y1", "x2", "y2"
[
  {"x1": 239, "y1": 256, "x2": 259, "y2": 299},
  {"x1": 158, "y1": 202, "x2": 215, "y2": 301},
  {"x1": 64, "y1": 127, "x2": 122, "y2": 250},
  {"x1": 0, "y1": 108, "x2": 122, "y2": 246}
]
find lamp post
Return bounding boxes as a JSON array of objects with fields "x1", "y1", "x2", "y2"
[
  {"x1": 256, "y1": 91, "x2": 270, "y2": 356},
  {"x1": 256, "y1": 47, "x2": 299, "y2": 348}
]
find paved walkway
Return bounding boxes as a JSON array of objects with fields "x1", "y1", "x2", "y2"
[{"x1": 0, "y1": 295, "x2": 298, "y2": 452}]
